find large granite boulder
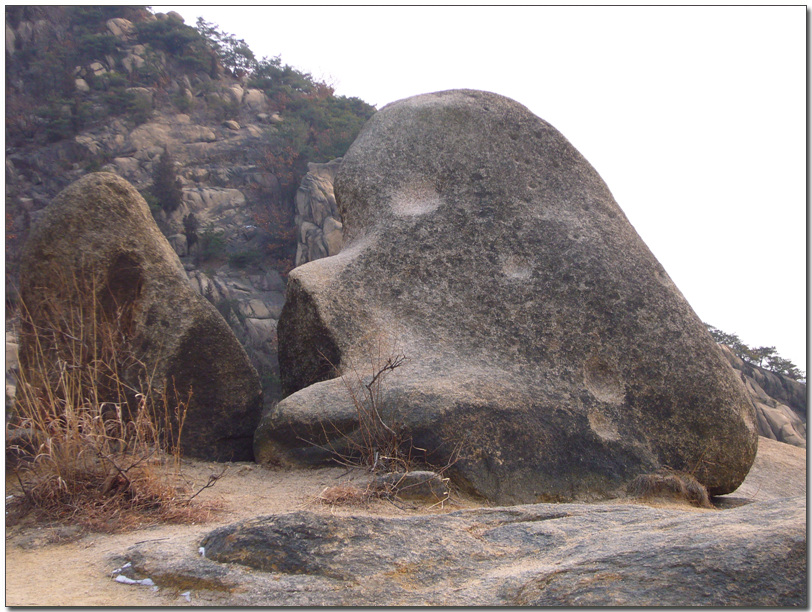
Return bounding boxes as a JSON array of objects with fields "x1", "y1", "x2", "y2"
[
  {"x1": 18, "y1": 172, "x2": 262, "y2": 460},
  {"x1": 255, "y1": 89, "x2": 758, "y2": 502}
]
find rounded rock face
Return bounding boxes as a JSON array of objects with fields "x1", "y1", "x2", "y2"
[
  {"x1": 19, "y1": 173, "x2": 262, "y2": 461},
  {"x1": 256, "y1": 90, "x2": 758, "y2": 502}
]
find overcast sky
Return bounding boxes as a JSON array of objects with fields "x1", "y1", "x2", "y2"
[{"x1": 157, "y1": 5, "x2": 807, "y2": 372}]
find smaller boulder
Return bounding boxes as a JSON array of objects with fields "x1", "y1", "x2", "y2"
[
  {"x1": 121, "y1": 53, "x2": 146, "y2": 74},
  {"x1": 371, "y1": 471, "x2": 449, "y2": 502},
  {"x1": 89, "y1": 61, "x2": 106, "y2": 77},
  {"x1": 167, "y1": 233, "x2": 188, "y2": 257},
  {"x1": 105, "y1": 18, "x2": 135, "y2": 40},
  {"x1": 243, "y1": 89, "x2": 267, "y2": 112},
  {"x1": 126, "y1": 87, "x2": 153, "y2": 110},
  {"x1": 18, "y1": 173, "x2": 262, "y2": 461},
  {"x1": 6, "y1": 24, "x2": 15, "y2": 56}
]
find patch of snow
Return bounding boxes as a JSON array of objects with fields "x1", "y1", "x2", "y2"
[{"x1": 114, "y1": 575, "x2": 155, "y2": 587}]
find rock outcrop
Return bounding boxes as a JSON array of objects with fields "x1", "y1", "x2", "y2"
[
  {"x1": 294, "y1": 159, "x2": 344, "y2": 267},
  {"x1": 719, "y1": 345, "x2": 806, "y2": 447},
  {"x1": 18, "y1": 173, "x2": 262, "y2": 461},
  {"x1": 256, "y1": 89, "x2": 758, "y2": 503},
  {"x1": 6, "y1": 75, "x2": 286, "y2": 402},
  {"x1": 115, "y1": 436, "x2": 805, "y2": 607},
  {"x1": 5, "y1": 7, "x2": 367, "y2": 407}
]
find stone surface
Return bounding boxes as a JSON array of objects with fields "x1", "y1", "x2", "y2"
[
  {"x1": 114, "y1": 434, "x2": 806, "y2": 606},
  {"x1": 197, "y1": 498, "x2": 804, "y2": 606},
  {"x1": 167, "y1": 233, "x2": 188, "y2": 257},
  {"x1": 719, "y1": 344, "x2": 806, "y2": 447},
  {"x1": 105, "y1": 17, "x2": 135, "y2": 40},
  {"x1": 18, "y1": 172, "x2": 262, "y2": 461},
  {"x1": 118, "y1": 436, "x2": 805, "y2": 607},
  {"x1": 722, "y1": 435, "x2": 805, "y2": 502},
  {"x1": 293, "y1": 159, "x2": 344, "y2": 267},
  {"x1": 256, "y1": 89, "x2": 758, "y2": 503}
]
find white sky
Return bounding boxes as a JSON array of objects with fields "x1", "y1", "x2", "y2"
[{"x1": 157, "y1": 5, "x2": 807, "y2": 372}]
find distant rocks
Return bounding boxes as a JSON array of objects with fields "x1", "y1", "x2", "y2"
[
  {"x1": 105, "y1": 17, "x2": 136, "y2": 41},
  {"x1": 185, "y1": 267, "x2": 285, "y2": 389},
  {"x1": 5, "y1": 9, "x2": 295, "y2": 408},
  {"x1": 18, "y1": 173, "x2": 262, "y2": 460},
  {"x1": 720, "y1": 345, "x2": 806, "y2": 447},
  {"x1": 256, "y1": 89, "x2": 758, "y2": 503},
  {"x1": 294, "y1": 159, "x2": 344, "y2": 267}
]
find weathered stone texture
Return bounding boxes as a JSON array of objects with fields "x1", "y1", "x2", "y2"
[
  {"x1": 195, "y1": 497, "x2": 804, "y2": 606},
  {"x1": 293, "y1": 159, "x2": 344, "y2": 267},
  {"x1": 19, "y1": 172, "x2": 262, "y2": 460},
  {"x1": 720, "y1": 344, "x2": 806, "y2": 447},
  {"x1": 257, "y1": 89, "x2": 758, "y2": 502},
  {"x1": 114, "y1": 433, "x2": 806, "y2": 606}
]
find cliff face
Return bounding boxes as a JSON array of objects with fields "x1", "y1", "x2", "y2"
[
  {"x1": 5, "y1": 7, "x2": 374, "y2": 403},
  {"x1": 719, "y1": 345, "x2": 807, "y2": 448}
]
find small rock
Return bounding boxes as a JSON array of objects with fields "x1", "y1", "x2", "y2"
[
  {"x1": 89, "y1": 61, "x2": 106, "y2": 76},
  {"x1": 371, "y1": 471, "x2": 448, "y2": 502}
]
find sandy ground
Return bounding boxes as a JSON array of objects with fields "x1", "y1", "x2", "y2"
[{"x1": 4, "y1": 460, "x2": 481, "y2": 607}]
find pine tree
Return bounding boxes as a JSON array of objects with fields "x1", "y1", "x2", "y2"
[
  {"x1": 183, "y1": 213, "x2": 199, "y2": 248},
  {"x1": 152, "y1": 148, "x2": 183, "y2": 213}
]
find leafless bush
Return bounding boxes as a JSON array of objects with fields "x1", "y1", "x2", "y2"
[
  {"x1": 335, "y1": 350, "x2": 413, "y2": 473},
  {"x1": 304, "y1": 342, "x2": 461, "y2": 503}
]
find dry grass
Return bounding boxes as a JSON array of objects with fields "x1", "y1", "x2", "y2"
[
  {"x1": 6, "y1": 270, "x2": 212, "y2": 532},
  {"x1": 628, "y1": 469, "x2": 713, "y2": 508},
  {"x1": 315, "y1": 482, "x2": 376, "y2": 508}
]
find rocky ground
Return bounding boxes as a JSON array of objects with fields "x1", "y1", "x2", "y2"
[
  {"x1": 4, "y1": 436, "x2": 805, "y2": 607},
  {"x1": 4, "y1": 460, "x2": 478, "y2": 607}
]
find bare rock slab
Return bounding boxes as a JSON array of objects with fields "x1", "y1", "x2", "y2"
[
  {"x1": 115, "y1": 438, "x2": 805, "y2": 606},
  {"x1": 119, "y1": 495, "x2": 805, "y2": 606},
  {"x1": 255, "y1": 90, "x2": 757, "y2": 502},
  {"x1": 19, "y1": 172, "x2": 262, "y2": 460}
]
